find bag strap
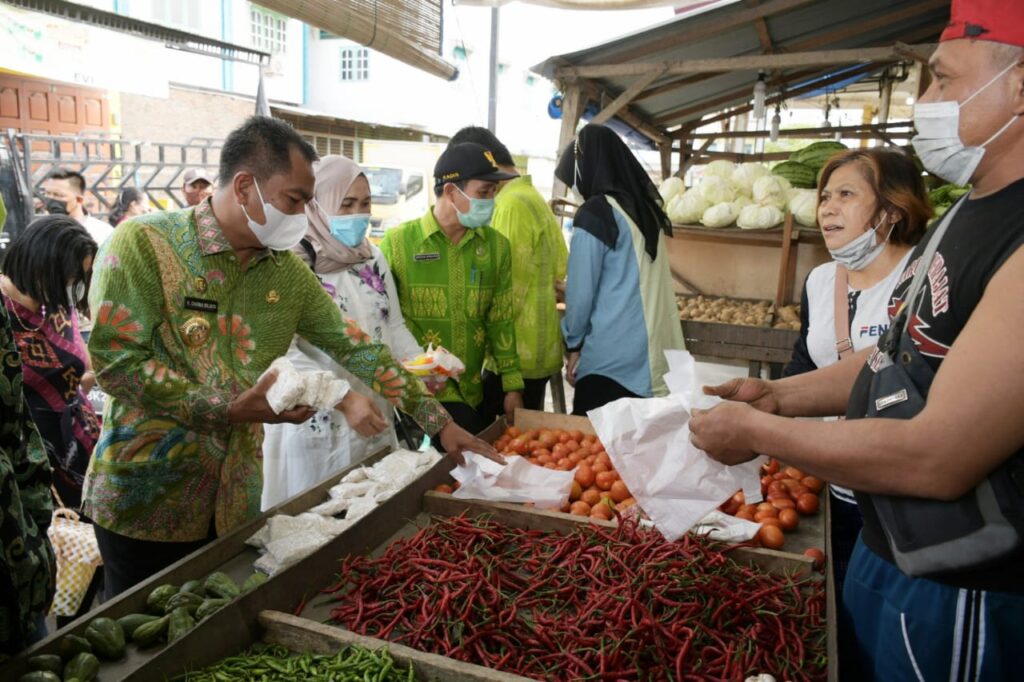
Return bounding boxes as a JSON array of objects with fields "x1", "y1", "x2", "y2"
[
  {"x1": 299, "y1": 238, "x2": 317, "y2": 271},
  {"x1": 898, "y1": 198, "x2": 966, "y2": 336},
  {"x1": 833, "y1": 265, "x2": 854, "y2": 358}
]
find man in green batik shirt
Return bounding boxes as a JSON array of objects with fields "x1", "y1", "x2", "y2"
[
  {"x1": 448, "y1": 128, "x2": 568, "y2": 421},
  {"x1": 85, "y1": 118, "x2": 496, "y2": 599},
  {"x1": 381, "y1": 143, "x2": 524, "y2": 435}
]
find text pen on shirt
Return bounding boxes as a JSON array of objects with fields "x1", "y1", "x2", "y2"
[{"x1": 471, "y1": 265, "x2": 477, "y2": 284}]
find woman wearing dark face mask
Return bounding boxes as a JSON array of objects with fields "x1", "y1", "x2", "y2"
[
  {"x1": 261, "y1": 156, "x2": 424, "y2": 509},
  {"x1": 783, "y1": 148, "x2": 931, "y2": 599},
  {"x1": 554, "y1": 124, "x2": 684, "y2": 414},
  {"x1": 0, "y1": 216, "x2": 101, "y2": 624}
]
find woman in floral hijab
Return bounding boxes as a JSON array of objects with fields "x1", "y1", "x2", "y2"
[{"x1": 261, "y1": 156, "x2": 423, "y2": 509}]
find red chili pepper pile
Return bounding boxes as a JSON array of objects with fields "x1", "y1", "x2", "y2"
[{"x1": 319, "y1": 515, "x2": 826, "y2": 681}]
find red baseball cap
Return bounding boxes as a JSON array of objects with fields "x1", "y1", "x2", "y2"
[{"x1": 941, "y1": 0, "x2": 1024, "y2": 46}]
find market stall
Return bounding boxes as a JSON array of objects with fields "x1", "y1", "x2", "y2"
[
  {"x1": 533, "y1": 0, "x2": 945, "y2": 374},
  {"x1": 12, "y1": 410, "x2": 835, "y2": 681}
]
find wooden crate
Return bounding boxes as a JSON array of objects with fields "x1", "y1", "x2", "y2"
[
  {"x1": 681, "y1": 318, "x2": 799, "y2": 365},
  {"x1": 6, "y1": 445, "x2": 451, "y2": 680},
  {"x1": 475, "y1": 409, "x2": 825, "y2": 563}
]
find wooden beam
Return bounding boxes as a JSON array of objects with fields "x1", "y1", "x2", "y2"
[
  {"x1": 551, "y1": 84, "x2": 586, "y2": 200},
  {"x1": 591, "y1": 67, "x2": 668, "y2": 125},
  {"x1": 689, "y1": 121, "x2": 912, "y2": 139},
  {"x1": 686, "y1": 150, "x2": 794, "y2": 163},
  {"x1": 682, "y1": 137, "x2": 716, "y2": 174},
  {"x1": 667, "y1": 61, "x2": 887, "y2": 134},
  {"x1": 658, "y1": 141, "x2": 673, "y2": 179},
  {"x1": 599, "y1": 0, "x2": 816, "y2": 65},
  {"x1": 574, "y1": 78, "x2": 670, "y2": 145},
  {"x1": 553, "y1": 45, "x2": 934, "y2": 79},
  {"x1": 636, "y1": 72, "x2": 717, "y2": 102},
  {"x1": 745, "y1": 0, "x2": 775, "y2": 55}
]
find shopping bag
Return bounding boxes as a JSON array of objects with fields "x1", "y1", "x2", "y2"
[{"x1": 47, "y1": 506, "x2": 103, "y2": 617}]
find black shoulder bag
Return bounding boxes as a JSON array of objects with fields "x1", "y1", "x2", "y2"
[{"x1": 850, "y1": 199, "x2": 1024, "y2": 577}]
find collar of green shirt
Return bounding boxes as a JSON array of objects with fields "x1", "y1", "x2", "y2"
[
  {"x1": 193, "y1": 198, "x2": 279, "y2": 264},
  {"x1": 418, "y1": 206, "x2": 486, "y2": 249}
]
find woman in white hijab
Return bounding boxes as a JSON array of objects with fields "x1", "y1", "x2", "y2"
[{"x1": 261, "y1": 156, "x2": 423, "y2": 509}]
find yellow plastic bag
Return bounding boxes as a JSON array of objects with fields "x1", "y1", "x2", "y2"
[{"x1": 47, "y1": 507, "x2": 103, "y2": 617}]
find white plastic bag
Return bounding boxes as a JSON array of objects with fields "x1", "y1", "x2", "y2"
[{"x1": 451, "y1": 452, "x2": 575, "y2": 509}]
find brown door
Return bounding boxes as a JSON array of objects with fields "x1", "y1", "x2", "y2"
[{"x1": 0, "y1": 74, "x2": 109, "y2": 136}]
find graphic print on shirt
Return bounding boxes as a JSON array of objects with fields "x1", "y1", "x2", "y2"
[{"x1": 887, "y1": 251, "x2": 953, "y2": 360}]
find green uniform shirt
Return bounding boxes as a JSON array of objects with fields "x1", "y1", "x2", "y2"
[
  {"x1": 381, "y1": 208, "x2": 524, "y2": 408},
  {"x1": 487, "y1": 175, "x2": 568, "y2": 379},
  {"x1": 85, "y1": 200, "x2": 449, "y2": 542}
]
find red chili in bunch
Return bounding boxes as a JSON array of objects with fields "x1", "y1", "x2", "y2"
[{"x1": 318, "y1": 514, "x2": 826, "y2": 681}]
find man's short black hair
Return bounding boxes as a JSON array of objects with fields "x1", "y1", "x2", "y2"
[
  {"x1": 448, "y1": 127, "x2": 515, "y2": 168},
  {"x1": 218, "y1": 116, "x2": 318, "y2": 185},
  {"x1": 46, "y1": 168, "x2": 87, "y2": 195}
]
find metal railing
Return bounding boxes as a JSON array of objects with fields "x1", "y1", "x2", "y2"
[{"x1": 3, "y1": 128, "x2": 222, "y2": 235}]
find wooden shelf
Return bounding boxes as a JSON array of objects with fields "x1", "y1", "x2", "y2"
[{"x1": 671, "y1": 223, "x2": 823, "y2": 246}]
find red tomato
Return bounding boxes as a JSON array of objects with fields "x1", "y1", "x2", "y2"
[
  {"x1": 574, "y1": 464, "x2": 596, "y2": 488},
  {"x1": 538, "y1": 431, "x2": 559, "y2": 448},
  {"x1": 544, "y1": 463, "x2": 557, "y2": 470},
  {"x1": 777, "y1": 508, "x2": 799, "y2": 531},
  {"x1": 766, "y1": 482, "x2": 788, "y2": 498},
  {"x1": 738, "y1": 504, "x2": 757, "y2": 516},
  {"x1": 434, "y1": 484, "x2": 453, "y2": 494},
  {"x1": 756, "y1": 502, "x2": 777, "y2": 516},
  {"x1": 773, "y1": 472, "x2": 788, "y2": 481},
  {"x1": 758, "y1": 525, "x2": 785, "y2": 550},
  {"x1": 565, "y1": 439, "x2": 581, "y2": 453},
  {"x1": 556, "y1": 457, "x2": 573, "y2": 470},
  {"x1": 568, "y1": 452, "x2": 583, "y2": 465},
  {"x1": 569, "y1": 430, "x2": 585, "y2": 442},
  {"x1": 536, "y1": 454, "x2": 552, "y2": 466},
  {"x1": 802, "y1": 476, "x2": 825, "y2": 494},
  {"x1": 770, "y1": 497, "x2": 796, "y2": 511},
  {"x1": 720, "y1": 497, "x2": 741, "y2": 516},
  {"x1": 789, "y1": 485, "x2": 811, "y2": 498},
  {"x1": 569, "y1": 501, "x2": 591, "y2": 516},
  {"x1": 552, "y1": 443, "x2": 569, "y2": 459},
  {"x1": 494, "y1": 437, "x2": 509, "y2": 451},
  {"x1": 735, "y1": 509, "x2": 755, "y2": 522},
  {"x1": 570, "y1": 481, "x2": 583, "y2": 501},
  {"x1": 557, "y1": 432, "x2": 573, "y2": 444},
  {"x1": 804, "y1": 547, "x2": 826, "y2": 570},
  {"x1": 592, "y1": 460, "x2": 609, "y2": 474},
  {"x1": 581, "y1": 488, "x2": 602, "y2": 506},
  {"x1": 609, "y1": 480, "x2": 631, "y2": 503},
  {"x1": 761, "y1": 458, "x2": 780, "y2": 476},
  {"x1": 595, "y1": 471, "x2": 616, "y2": 491},
  {"x1": 582, "y1": 434, "x2": 597, "y2": 446},
  {"x1": 506, "y1": 426, "x2": 521, "y2": 439},
  {"x1": 508, "y1": 437, "x2": 528, "y2": 455},
  {"x1": 757, "y1": 516, "x2": 783, "y2": 529},
  {"x1": 796, "y1": 493, "x2": 820, "y2": 515},
  {"x1": 533, "y1": 447, "x2": 551, "y2": 460},
  {"x1": 590, "y1": 503, "x2": 614, "y2": 521},
  {"x1": 783, "y1": 466, "x2": 805, "y2": 481}
]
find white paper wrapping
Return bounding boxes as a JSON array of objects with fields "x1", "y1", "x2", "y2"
[
  {"x1": 260, "y1": 356, "x2": 350, "y2": 414},
  {"x1": 588, "y1": 351, "x2": 764, "y2": 542},
  {"x1": 451, "y1": 452, "x2": 575, "y2": 509},
  {"x1": 248, "y1": 448, "x2": 444, "y2": 573}
]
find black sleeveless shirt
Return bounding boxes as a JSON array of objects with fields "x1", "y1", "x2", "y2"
[{"x1": 850, "y1": 177, "x2": 1024, "y2": 592}]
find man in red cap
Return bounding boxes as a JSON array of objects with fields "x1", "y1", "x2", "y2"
[{"x1": 687, "y1": 1, "x2": 1024, "y2": 678}]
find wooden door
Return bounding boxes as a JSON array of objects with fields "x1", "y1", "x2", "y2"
[{"x1": 0, "y1": 74, "x2": 109, "y2": 136}]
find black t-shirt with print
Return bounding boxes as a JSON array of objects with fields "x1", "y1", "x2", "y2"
[{"x1": 853, "y1": 177, "x2": 1024, "y2": 592}]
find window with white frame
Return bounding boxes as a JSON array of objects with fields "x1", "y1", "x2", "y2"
[
  {"x1": 340, "y1": 47, "x2": 369, "y2": 82},
  {"x1": 250, "y1": 6, "x2": 287, "y2": 54},
  {"x1": 146, "y1": 0, "x2": 203, "y2": 32}
]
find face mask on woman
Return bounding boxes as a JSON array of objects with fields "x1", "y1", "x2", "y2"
[
  {"x1": 828, "y1": 214, "x2": 891, "y2": 270},
  {"x1": 329, "y1": 214, "x2": 370, "y2": 248},
  {"x1": 453, "y1": 186, "x2": 494, "y2": 229}
]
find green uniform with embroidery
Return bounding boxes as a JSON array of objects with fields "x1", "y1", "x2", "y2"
[
  {"x1": 0, "y1": 291, "x2": 55, "y2": 660},
  {"x1": 85, "y1": 200, "x2": 449, "y2": 543},
  {"x1": 381, "y1": 209, "x2": 524, "y2": 409}
]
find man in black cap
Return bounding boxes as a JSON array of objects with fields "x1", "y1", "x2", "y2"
[{"x1": 381, "y1": 142, "x2": 525, "y2": 435}]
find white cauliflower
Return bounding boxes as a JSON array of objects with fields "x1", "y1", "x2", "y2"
[
  {"x1": 698, "y1": 175, "x2": 736, "y2": 206},
  {"x1": 737, "y1": 203, "x2": 785, "y2": 230},
  {"x1": 731, "y1": 163, "x2": 771, "y2": 197},
  {"x1": 700, "y1": 202, "x2": 740, "y2": 229},
  {"x1": 704, "y1": 160, "x2": 737, "y2": 180},
  {"x1": 752, "y1": 175, "x2": 792, "y2": 210},
  {"x1": 668, "y1": 191, "x2": 710, "y2": 224},
  {"x1": 658, "y1": 176, "x2": 685, "y2": 203},
  {"x1": 787, "y1": 189, "x2": 819, "y2": 228}
]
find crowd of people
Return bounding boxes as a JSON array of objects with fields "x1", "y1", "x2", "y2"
[{"x1": 1, "y1": 1, "x2": 1021, "y2": 677}]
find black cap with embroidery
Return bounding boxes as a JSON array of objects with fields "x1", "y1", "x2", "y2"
[{"x1": 433, "y1": 142, "x2": 518, "y2": 192}]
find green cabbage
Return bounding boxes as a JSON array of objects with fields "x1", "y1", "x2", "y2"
[
  {"x1": 701, "y1": 202, "x2": 740, "y2": 229},
  {"x1": 787, "y1": 189, "x2": 818, "y2": 227},
  {"x1": 737, "y1": 203, "x2": 785, "y2": 230}
]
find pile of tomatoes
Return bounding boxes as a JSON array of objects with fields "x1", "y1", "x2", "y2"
[
  {"x1": 490, "y1": 425, "x2": 636, "y2": 521},
  {"x1": 719, "y1": 457, "x2": 823, "y2": 551}
]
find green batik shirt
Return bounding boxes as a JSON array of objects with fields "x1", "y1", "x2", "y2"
[
  {"x1": 381, "y1": 209, "x2": 524, "y2": 409},
  {"x1": 85, "y1": 200, "x2": 450, "y2": 542},
  {"x1": 486, "y1": 175, "x2": 568, "y2": 379},
  {"x1": 0, "y1": 293, "x2": 55, "y2": 660}
]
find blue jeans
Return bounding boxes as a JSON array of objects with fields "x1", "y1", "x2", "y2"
[{"x1": 842, "y1": 536, "x2": 1024, "y2": 681}]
